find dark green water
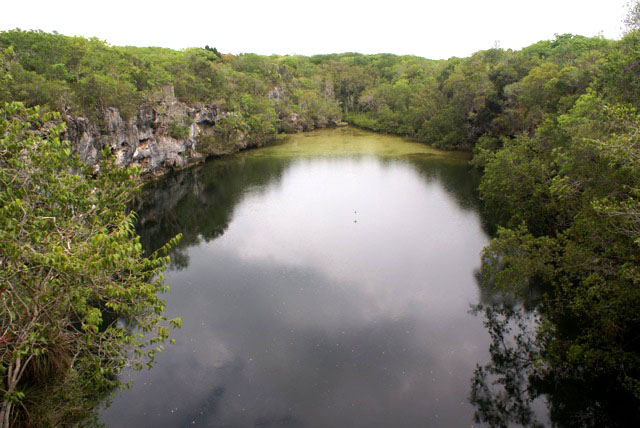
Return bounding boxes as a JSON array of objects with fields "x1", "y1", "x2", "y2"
[{"x1": 99, "y1": 128, "x2": 546, "y2": 427}]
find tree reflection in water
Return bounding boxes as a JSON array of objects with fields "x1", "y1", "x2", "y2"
[
  {"x1": 470, "y1": 303, "x2": 545, "y2": 428},
  {"x1": 470, "y1": 301, "x2": 640, "y2": 427}
]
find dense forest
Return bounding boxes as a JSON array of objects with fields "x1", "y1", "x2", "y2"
[
  {"x1": 1, "y1": 4, "x2": 640, "y2": 426},
  {"x1": 0, "y1": 28, "x2": 633, "y2": 150}
]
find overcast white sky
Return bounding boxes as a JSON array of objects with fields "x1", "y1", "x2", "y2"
[{"x1": 0, "y1": 0, "x2": 631, "y2": 59}]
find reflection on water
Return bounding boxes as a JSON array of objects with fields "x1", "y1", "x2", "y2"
[
  {"x1": 101, "y1": 128, "x2": 543, "y2": 427},
  {"x1": 470, "y1": 300, "x2": 640, "y2": 428},
  {"x1": 469, "y1": 303, "x2": 547, "y2": 428}
]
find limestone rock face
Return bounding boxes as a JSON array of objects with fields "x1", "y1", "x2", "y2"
[
  {"x1": 279, "y1": 111, "x2": 339, "y2": 133},
  {"x1": 64, "y1": 86, "x2": 246, "y2": 178},
  {"x1": 64, "y1": 84, "x2": 339, "y2": 178},
  {"x1": 267, "y1": 86, "x2": 286, "y2": 104},
  {"x1": 280, "y1": 113, "x2": 306, "y2": 133}
]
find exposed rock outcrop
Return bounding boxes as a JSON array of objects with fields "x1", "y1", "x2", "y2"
[
  {"x1": 64, "y1": 86, "x2": 253, "y2": 178},
  {"x1": 64, "y1": 84, "x2": 340, "y2": 179},
  {"x1": 276, "y1": 110, "x2": 340, "y2": 133}
]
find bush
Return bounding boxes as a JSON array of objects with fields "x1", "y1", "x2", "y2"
[
  {"x1": 168, "y1": 119, "x2": 191, "y2": 139},
  {"x1": 0, "y1": 102, "x2": 180, "y2": 427},
  {"x1": 195, "y1": 134, "x2": 218, "y2": 154}
]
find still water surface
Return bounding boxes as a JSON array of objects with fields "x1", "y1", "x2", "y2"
[{"x1": 100, "y1": 128, "x2": 538, "y2": 427}]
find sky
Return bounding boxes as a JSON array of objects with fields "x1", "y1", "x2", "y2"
[{"x1": 0, "y1": 0, "x2": 631, "y2": 59}]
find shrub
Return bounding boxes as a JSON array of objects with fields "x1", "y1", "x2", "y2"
[
  {"x1": 0, "y1": 102, "x2": 180, "y2": 427},
  {"x1": 168, "y1": 119, "x2": 191, "y2": 139}
]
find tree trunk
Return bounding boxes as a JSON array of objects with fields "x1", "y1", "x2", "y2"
[
  {"x1": 0, "y1": 401, "x2": 12, "y2": 428},
  {"x1": 1, "y1": 356, "x2": 26, "y2": 428}
]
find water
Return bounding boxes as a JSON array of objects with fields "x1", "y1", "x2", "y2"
[{"x1": 100, "y1": 127, "x2": 526, "y2": 427}]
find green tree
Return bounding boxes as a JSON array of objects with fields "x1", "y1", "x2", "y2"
[
  {"x1": 478, "y1": 94, "x2": 640, "y2": 403},
  {"x1": 0, "y1": 102, "x2": 180, "y2": 427},
  {"x1": 478, "y1": 133, "x2": 559, "y2": 235},
  {"x1": 625, "y1": 1, "x2": 640, "y2": 32}
]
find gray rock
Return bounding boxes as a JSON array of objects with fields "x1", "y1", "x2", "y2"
[
  {"x1": 64, "y1": 84, "x2": 340, "y2": 179},
  {"x1": 64, "y1": 86, "x2": 242, "y2": 178}
]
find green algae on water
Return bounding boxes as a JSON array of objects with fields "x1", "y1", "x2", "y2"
[{"x1": 238, "y1": 127, "x2": 471, "y2": 162}]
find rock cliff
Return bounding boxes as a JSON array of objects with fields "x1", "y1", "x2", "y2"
[
  {"x1": 64, "y1": 86, "x2": 254, "y2": 178},
  {"x1": 63, "y1": 85, "x2": 340, "y2": 178}
]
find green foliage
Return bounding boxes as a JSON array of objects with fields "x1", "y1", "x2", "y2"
[
  {"x1": 598, "y1": 30, "x2": 640, "y2": 108},
  {"x1": 76, "y1": 73, "x2": 140, "y2": 120},
  {"x1": 203, "y1": 45, "x2": 221, "y2": 59},
  {"x1": 233, "y1": 93, "x2": 277, "y2": 143},
  {"x1": 344, "y1": 112, "x2": 384, "y2": 132},
  {"x1": 0, "y1": 102, "x2": 180, "y2": 427},
  {"x1": 473, "y1": 11, "x2": 640, "y2": 407},
  {"x1": 478, "y1": 134, "x2": 560, "y2": 235},
  {"x1": 304, "y1": 33, "x2": 613, "y2": 150},
  {"x1": 195, "y1": 134, "x2": 218, "y2": 154},
  {"x1": 0, "y1": 29, "x2": 617, "y2": 151},
  {"x1": 0, "y1": 30, "x2": 347, "y2": 144},
  {"x1": 478, "y1": 92, "x2": 640, "y2": 400},
  {"x1": 195, "y1": 112, "x2": 251, "y2": 156},
  {"x1": 168, "y1": 119, "x2": 191, "y2": 139}
]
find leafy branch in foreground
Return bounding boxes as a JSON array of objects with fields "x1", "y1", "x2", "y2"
[{"x1": 0, "y1": 102, "x2": 181, "y2": 427}]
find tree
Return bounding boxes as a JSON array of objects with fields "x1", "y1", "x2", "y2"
[
  {"x1": 0, "y1": 102, "x2": 180, "y2": 427},
  {"x1": 478, "y1": 134, "x2": 559, "y2": 235},
  {"x1": 204, "y1": 45, "x2": 221, "y2": 59},
  {"x1": 478, "y1": 94, "x2": 640, "y2": 405},
  {"x1": 0, "y1": 47, "x2": 13, "y2": 102},
  {"x1": 625, "y1": 1, "x2": 640, "y2": 32}
]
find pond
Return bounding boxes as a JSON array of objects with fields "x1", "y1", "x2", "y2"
[{"x1": 99, "y1": 127, "x2": 547, "y2": 427}]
